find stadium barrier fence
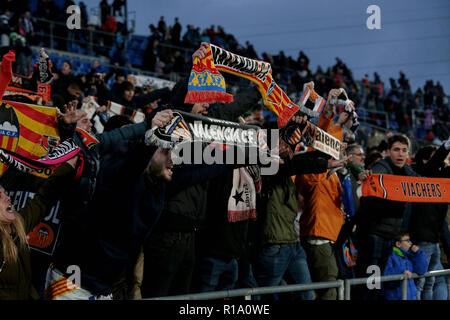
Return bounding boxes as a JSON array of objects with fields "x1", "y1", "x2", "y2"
[{"x1": 145, "y1": 269, "x2": 450, "y2": 301}]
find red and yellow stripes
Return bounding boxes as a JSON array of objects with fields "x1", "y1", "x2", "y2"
[
  {"x1": 44, "y1": 276, "x2": 79, "y2": 300},
  {"x1": 0, "y1": 134, "x2": 18, "y2": 174},
  {"x1": 214, "y1": 56, "x2": 299, "y2": 127},
  {"x1": 0, "y1": 101, "x2": 59, "y2": 177}
]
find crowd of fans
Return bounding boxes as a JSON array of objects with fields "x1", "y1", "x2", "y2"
[
  {"x1": 1, "y1": 1, "x2": 448, "y2": 154},
  {"x1": 0, "y1": 0, "x2": 449, "y2": 302}
]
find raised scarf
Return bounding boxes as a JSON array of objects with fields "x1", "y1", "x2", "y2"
[
  {"x1": 0, "y1": 138, "x2": 83, "y2": 179},
  {"x1": 184, "y1": 44, "x2": 342, "y2": 159},
  {"x1": 362, "y1": 173, "x2": 450, "y2": 203},
  {"x1": 298, "y1": 86, "x2": 326, "y2": 118},
  {"x1": 0, "y1": 49, "x2": 53, "y2": 103},
  {"x1": 81, "y1": 97, "x2": 146, "y2": 134},
  {"x1": 282, "y1": 121, "x2": 341, "y2": 160},
  {"x1": 184, "y1": 43, "x2": 299, "y2": 128}
]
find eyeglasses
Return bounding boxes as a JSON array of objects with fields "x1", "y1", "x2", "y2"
[
  {"x1": 399, "y1": 239, "x2": 412, "y2": 243},
  {"x1": 353, "y1": 153, "x2": 365, "y2": 157}
]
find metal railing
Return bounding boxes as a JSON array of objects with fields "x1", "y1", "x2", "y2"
[
  {"x1": 33, "y1": 17, "x2": 194, "y2": 60},
  {"x1": 345, "y1": 269, "x2": 450, "y2": 300},
  {"x1": 34, "y1": 17, "x2": 121, "y2": 52},
  {"x1": 358, "y1": 109, "x2": 390, "y2": 130},
  {"x1": 145, "y1": 269, "x2": 450, "y2": 301},
  {"x1": 147, "y1": 280, "x2": 345, "y2": 301},
  {"x1": 29, "y1": 46, "x2": 180, "y2": 82}
]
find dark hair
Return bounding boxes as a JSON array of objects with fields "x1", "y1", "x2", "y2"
[
  {"x1": 103, "y1": 115, "x2": 133, "y2": 131},
  {"x1": 120, "y1": 81, "x2": 134, "y2": 93},
  {"x1": 388, "y1": 134, "x2": 410, "y2": 149},
  {"x1": 366, "y1": 146, "x2": 379, "y2": 156},
  {"x1": 115, "y1": 71, "x2": 125, "y2": 79},
  {"x1": 134, "y1": 86, "x2": 144, "y2": 96},
  {"x1": 68, "y1": 80, "x2": 82, "y2": 91},
  {"x1": 414, "y1": 145, "x2": 438, "y2": 167},
  {"x1": 394, "y1": 230, "x2": 410, "y2": 243},
  {"x1": 365, "y1": 151, "x2": 382, "y2": 169},
  {"x1": 63, "y1": 60, "x2": 73, "y2": 70},
  {"x1": 377, "y1": 140, "x2": 388, "y2": 152}
]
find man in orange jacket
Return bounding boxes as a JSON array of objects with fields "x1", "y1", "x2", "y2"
[{"x1": 295, "y1": 85, "x2": 356, "y2": 300}]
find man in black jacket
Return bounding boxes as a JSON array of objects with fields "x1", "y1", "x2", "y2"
[
  {"x1": 43, "y1": 110, "x2": 175, "y2": 299},
  {"x1": 139, "y1": 57, "x2": 263, "y2": 298},
  {"x1": 409, "y1": 140, "x2": 450, "y2": 300},
  {"x1": 355, "y1": 133, "x2": 418, "y2": 300}
]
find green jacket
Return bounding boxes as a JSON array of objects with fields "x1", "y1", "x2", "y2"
[
  {"x1": 0, "y1": 163, "x2": 74, "y2": 300},
  {"x1": 263, "y1": 176, "x2": 299, "y2": 244},
  {"x1": 258, "y1": 152, "x2": 329, "y2": 245}
]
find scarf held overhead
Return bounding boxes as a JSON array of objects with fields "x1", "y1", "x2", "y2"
[
  {"x1": 0, "y1": 138, "x2": 82, "y2": 175},
  {"x1": 81, "y1": 97, "x2": 145, "y2": 134},
  {"x1": 152, "y1": 110, "x2": 273, "y2": 161},
  {"x1": 174, "y1": 110, "x2": 261, "y2": 148},
  {"x1": 362, "y1": 174, "x2": 450, "y2": 203},
  {"x1": 0, "y1": 100, "x2": 61, "y2": 177},
  {"x1": 283, "y1": 121, "x2": 341, "y2": 160},
  {"x1": 184, "y1": 43, "x2": 300, "y2": 127}
]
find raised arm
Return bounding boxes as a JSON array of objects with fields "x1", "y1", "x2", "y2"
[
  {"x1": 18, "y1": 158, "x2": 77, "y2": 234},
  {"x1": 97, "y1": 109, "x2": 175, "y2": 185}
]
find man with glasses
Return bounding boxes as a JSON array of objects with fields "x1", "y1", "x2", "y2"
[{"x1": 345, "y1": 144, "x2": 369, "y2": 213}]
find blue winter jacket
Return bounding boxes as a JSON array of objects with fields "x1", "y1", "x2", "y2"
[{"x1": 382, "y1": 247, "x2": 428, "y2": 300}]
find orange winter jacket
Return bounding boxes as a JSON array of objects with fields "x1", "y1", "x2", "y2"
[
  {"x1": 295, "y1": 112, "x2": 344, "y2": 242},
  {"x1": 295, "y1": 170, "x2": 344, "y2": 241}
]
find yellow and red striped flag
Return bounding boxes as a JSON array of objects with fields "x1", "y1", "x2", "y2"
[{"x1": 0, "y1": 100, "x2": 59, "y2": 178}]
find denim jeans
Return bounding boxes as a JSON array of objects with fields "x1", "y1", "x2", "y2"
[
  {"x1": 234, "y1": 264, "x2": 260, "y2": 300},
  {"x1": 415, "y1": 242, "x2": 448, "y2": 300},
  {"x1": 197, "y1": 256, "x2": 238, "y2": 293},
  {"x1": 254, "y1": 241, "x2": 314, "y2": 300}
]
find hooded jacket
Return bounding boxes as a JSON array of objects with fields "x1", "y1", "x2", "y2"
[{"x1": 382, "y1": 246, "x2": 428, "y2": 300}]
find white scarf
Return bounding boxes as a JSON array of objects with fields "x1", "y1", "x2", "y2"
[{"x1": 227, "y1": 167, "x2": 258, "y2": 223}]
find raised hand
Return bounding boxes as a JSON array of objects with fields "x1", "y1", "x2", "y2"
[
  {"x1": 302, "y1": 81, "x2": 314, "y2": 92},
  {"x1": 57, "y1": 100, "x2": 84, "y2": 124},
  {"x1": 291, "y1": 115, "x2": 308, "y2": 125},
  {"x1": 39, "y1": 48, "x2": 49, "y2": 59},
  {"x1": 151, "y1": 109, "x2": 173, "y2": 128},
  {"x1": 192, "y1": 42, "x2": 209, "y2": 61},
  {"x1": 358, "y1": 169, "x2": 372, "y2": 183},
  {"x1": 327, "y1": 155, "x2": 349, "y2": 169}
]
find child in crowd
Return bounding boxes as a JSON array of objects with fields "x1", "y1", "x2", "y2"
[{"x1": 382, "y1": 231, "x2": 428, "y2": 300}]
